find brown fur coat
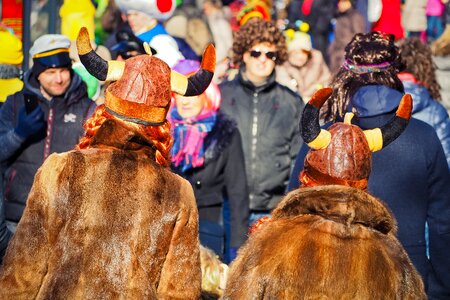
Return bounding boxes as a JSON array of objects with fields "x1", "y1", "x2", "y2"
[
  {"x1": 223, "y1": 185, "x2": 426, "y2": 299},
  {"x1": 0, "y1": 119, "x2": 201, "y2": 299}
]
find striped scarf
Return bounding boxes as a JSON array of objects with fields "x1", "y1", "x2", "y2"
[{"x1": 170, "y1": 108, "x2": 216, "y2": 172}]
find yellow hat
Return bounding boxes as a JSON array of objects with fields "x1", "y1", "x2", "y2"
[
  {"x1": 0, "y1": 30, "x2": 23, "y2": 65},
  {"x1": 60, "y1": 0, "x2": 96, "y2": 40}
]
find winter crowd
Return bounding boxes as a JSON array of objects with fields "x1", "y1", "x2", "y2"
[{"x1": 0, "y1": 0, "x2": 449, "y2": 298}]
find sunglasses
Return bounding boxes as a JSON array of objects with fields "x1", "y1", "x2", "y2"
[{"x1": 249, "y1": 49, "x2": 278, "y2": 61}]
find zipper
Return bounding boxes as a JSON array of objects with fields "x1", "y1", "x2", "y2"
[{"x1": 250, "y1": 92, "x2": 258, "y2": 200}]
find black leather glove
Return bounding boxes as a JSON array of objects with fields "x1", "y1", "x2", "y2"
[{"x1": 14, "y1": 106, "x2": 46, "y2": 139}]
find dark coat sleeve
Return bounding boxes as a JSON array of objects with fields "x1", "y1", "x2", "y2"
[{"x1": 224, "y1": 129, "x2": 249, "y2": 248}]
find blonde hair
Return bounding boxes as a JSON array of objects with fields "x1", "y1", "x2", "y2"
[{"x1": 200, "y1": 245, "x2": 229, "y2": 297}]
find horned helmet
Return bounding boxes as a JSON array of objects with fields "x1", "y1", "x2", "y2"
[
  {"x1": 76, "y1": 27, "x2": 215, "y2": 125},
  {"x1": 300, "y1": 88, "x2": 412, "y2": 190}
]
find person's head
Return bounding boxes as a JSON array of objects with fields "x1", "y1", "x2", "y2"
[
  {"x1": 171, "y1": 59, "x2": 221, "y2": 119},
  {"x1": 30, "y1": 34, "x2": 73, "y2": 99},
  {"x1": 324, "y1": 32, "x2": 405, "y2": 122},
  {"x1": 115, "y1": 0, "x2": 176, "y2": 33},
  {"x1": 337, "y1": 0, "x2": 353, "y2": 13},
  {"x1": 236, "y1": 1, "x2": 271, "y2": 27},
  {"x1": 76, "y1": 27, "x2": 216, "y2": 166},
  {"x1": 286, "y1": 31, "x2": 313, "y2": 67},
  {"x1": 232, "y1": 19, "x2": 288, "y2": 83},
  {"x1": 397, "y1": 37, "x2": 441, "y2": 100},
  {"x1": 300, "y1": 88, "x2": 412, "y2": 189}
]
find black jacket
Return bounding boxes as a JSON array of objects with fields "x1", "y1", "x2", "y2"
[
  {"x1": 173, "y1": 112, "x2": 249, "y2": 248},
  {"x1": 0, "y1": 70, "x2": 96, "y2": 223},
  {"x1": 220, "y1": 68, "x2": 303, "y2": 211}
]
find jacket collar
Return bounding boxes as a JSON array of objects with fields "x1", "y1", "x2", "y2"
[
  {"x1": 350, "y1": 85, "x2": 403, "y2": 117},
  {"x1": 273, "y1": 185, "x2": 397, "y2": 235},
  {"x1": 237, "y1": 65, "x2": 277, "y2": 93},
  {"x1": 90, "y1": 118, "x2": 156, "y2": 160}
]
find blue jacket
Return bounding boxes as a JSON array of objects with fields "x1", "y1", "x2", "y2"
[
  {"x1": 0, "y1": 70, "x2": 96, "y2": 224},
  {"x1": 401, "y1": 80, "x2": 450, "y2": 169},
  {"x1": 289, "y1": 85, "x2": 450, "y2": 299}
]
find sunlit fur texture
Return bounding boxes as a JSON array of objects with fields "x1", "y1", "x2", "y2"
[
  {"x1": 324, "y1": 32, "x2": 405, "y2": 122},
  {"x1": 0, "y1": 118, "x2": 201, "y2": 299},
  {"x1": 232, "y1": 19, "x2": 288, "y2": 65},
  {"x1": 224, "y1": 185, "x2": 426, "y2": 299}
]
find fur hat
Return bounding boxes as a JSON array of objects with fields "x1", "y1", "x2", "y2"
[
  {"x1": 30, "y1": 34, "x2": 72, "y2": 76},
  {"x1": 115, "y1": 0, "x2": 176, "y2": 21},
  {"x1": 0, "y1": 29, "x2": 23, "y2": 65},
  {"x1": 76, "y1": 27, "x2": 216, "y2": 125},
  {"x1": 299, "y1": 88, "x2": 412, "y2": 189}
]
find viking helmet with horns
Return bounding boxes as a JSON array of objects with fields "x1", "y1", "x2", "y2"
[
  {"x1": 76, "y1": 27, "x2": 216, "y2": 125},
  {"x1": 299, "y1": 88, "x2": 412, "y2": 189}
]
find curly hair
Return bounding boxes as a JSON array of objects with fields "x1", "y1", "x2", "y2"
[
  {"x1": 76, "y1": 105, "x2": 173, "y2": 167},
  {"x1": 397, "y1": 37, "x2": 441, "y2": 100},
  {"x1": 232, "y1": 19, "x2": 288, "y2": 65},
  {"x1": 323, "y1": 32, "x2": 405, "y2": 122}
]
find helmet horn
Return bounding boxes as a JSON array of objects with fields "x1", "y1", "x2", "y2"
[
  {"x1": 171, "y1": 44, "x2": 216, "y2": 96},
  {"x1": 76, "y1": 27, "x2": 124, "y2": 82},
  {"x1": 364, "y1": 94, "x2": 412, "y2": 152},
  {"x1": 300, "y1": 88, "x2": 333, "y2": 150}
]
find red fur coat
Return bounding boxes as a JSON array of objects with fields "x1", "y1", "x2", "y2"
[
  {"x1": 223, "y1": 185, "x2": 426, "y2": 299},
  {"x1": 0, "y1": 119, "x2": 201, "y2": 299}
]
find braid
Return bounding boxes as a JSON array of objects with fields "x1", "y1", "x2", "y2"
[{"x1": 77, "y1": 105, "x2": 173, "y2": 167}]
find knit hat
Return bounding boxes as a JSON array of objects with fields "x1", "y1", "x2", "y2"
[
  {"x1": 287, "y1": 31, "x2": 312, "y2": 52},
  {"x1": 77, "y1": 27, "x2": 216, "y2": 125},
  {"x1": 0, "y1": 29, "x2": 23, "y2": 65},
  {"x1": 115, "y1": 0, "x2": 176, "y2": 21},
  {"x1": 30, "y1": 34, "x2": 72, "y2": 76},
  {"x1": 299, "y1": 88, "x2": 412, "y2": 189}
]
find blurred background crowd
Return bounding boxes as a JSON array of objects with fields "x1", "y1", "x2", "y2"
[{"x1": 1, "y1": 0, "x2": 450, "y2": 298}]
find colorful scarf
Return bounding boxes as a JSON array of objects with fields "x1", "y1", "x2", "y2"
[{"x1": 170, "y1": 108, "x2": 217, "y2": 172}]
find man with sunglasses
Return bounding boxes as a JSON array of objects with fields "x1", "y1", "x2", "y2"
[
  {"x1": 220, "y1": 19, "x2": 304, "y2": 226},
  {"x1": 0, "y1": 34, "x2": 95, "y2": 232}
]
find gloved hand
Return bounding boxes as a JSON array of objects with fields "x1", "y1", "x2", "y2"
[{"x1": 14, "y1": 106, "x2": 46, "y2": 139}]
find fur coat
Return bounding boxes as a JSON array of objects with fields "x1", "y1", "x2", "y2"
[
  {"x1": 223, "y1": 185, "x2": 426, "y2": 299},
  {"x1": 0, "y1": 119, "x2": 201, "y2": 299}
]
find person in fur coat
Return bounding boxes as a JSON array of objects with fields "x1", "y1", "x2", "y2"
[
  {"x1": 0, "y1": 27, "x2": 216, "y2": 299},
  {"x1": 223, "y1": 88, "x2": 426, "y2": 299}
]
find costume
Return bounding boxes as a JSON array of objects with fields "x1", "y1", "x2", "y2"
[
  {"x1": 224, "y1": 89, "x2": 425, "y2": 298},
  {"x1": 0, "y1": 27, "x2": 217, "y2": 299},
  {"x1": 0, "y1": 34, "x2": 95, "y2": 225},
  {"x1": 289, "y1": 85, "x2": 450, "y2": 298},
  {"x1": 220, "y1": 67, "x2": 303, "y2": 211}
]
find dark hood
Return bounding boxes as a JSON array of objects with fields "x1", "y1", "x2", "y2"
[{"x1": 350, "y1": 85, "x2": 403, "y2": 117}]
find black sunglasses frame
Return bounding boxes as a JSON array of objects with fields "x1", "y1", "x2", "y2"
[{"x1": 249, "y1": 49, "x2": 278, "y2": 61}]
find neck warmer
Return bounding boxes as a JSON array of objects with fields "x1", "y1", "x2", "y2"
[{"x1": 170, "y1": 108, "x2": 217, "y2": 172}]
